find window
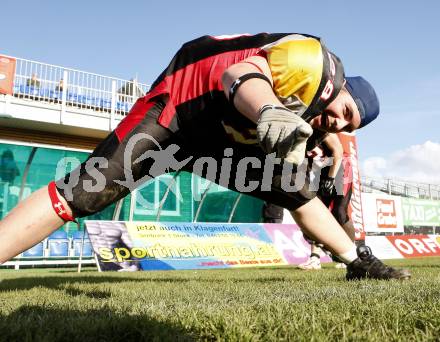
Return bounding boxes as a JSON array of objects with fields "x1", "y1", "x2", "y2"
[{"x1": 134, "y1": 174, "x2": 181, "y2": 218}]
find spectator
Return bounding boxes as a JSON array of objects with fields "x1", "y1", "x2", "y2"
[
  {"x1": 26, "y1": 73, "x2": 41, "y2": 88},
  {"x1": 0, "y1": 150, "x2": 20, "y2": 185},
  {"x1": 55, "y1": 78, "x2": 64, "y2": 92},
  {"x1": 117, "y1": 78, "x2": 144, "y2": 103}
]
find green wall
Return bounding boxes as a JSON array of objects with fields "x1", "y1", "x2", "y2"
[{"x1": 0, "y1": 142, "x2": 265, "y2": 241}]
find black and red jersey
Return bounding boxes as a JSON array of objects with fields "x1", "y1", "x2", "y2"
[{"x1": 116, "y1": 33, "x2": 345, "y2": 144}]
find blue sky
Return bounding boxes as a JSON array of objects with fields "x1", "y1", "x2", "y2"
[{"x1": 2, "y1": 0, "x2": 439, "y2": 179}]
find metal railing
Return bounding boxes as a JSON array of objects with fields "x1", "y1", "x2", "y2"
[
  {"x1": 362, "y1": 176, "x2": 440, "y2": 200},
  {"x1": 10, "y1": 55, "x2": 150, "y2": 118}
]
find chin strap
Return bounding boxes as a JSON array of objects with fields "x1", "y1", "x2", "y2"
[{"x1": 48, "y1": 181, "x2": 77, "y2": 223}]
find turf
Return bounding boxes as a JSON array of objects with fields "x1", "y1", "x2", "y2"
[{"x1": 0, "y1": 258, "x2": 439, "y2": 342}]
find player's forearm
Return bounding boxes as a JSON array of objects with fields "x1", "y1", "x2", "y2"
[
  {"x1": 328, "y1": 153, "x2": 342, "y2": 178},
  {"x1": 323, "y1": 134, "x2": 343, "y2": 178}
]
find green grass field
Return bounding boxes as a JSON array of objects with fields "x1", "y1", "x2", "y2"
[{"x1": 1, "y1": 258, "x2": 439, "y2": 342}]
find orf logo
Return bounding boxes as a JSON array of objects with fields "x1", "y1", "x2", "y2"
[{"x1": 376, "y1": 199, "x2": 397, "y2": 229}]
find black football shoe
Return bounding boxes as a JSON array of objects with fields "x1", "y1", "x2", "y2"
[{"x1": 346, "y1": 246, "x2": 411, "y2": 280}]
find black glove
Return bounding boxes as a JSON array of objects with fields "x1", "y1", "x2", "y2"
[{"x1": 319, "y1": 176, "x2": 335, "y2": 197}]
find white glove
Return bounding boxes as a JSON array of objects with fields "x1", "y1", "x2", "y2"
[{"x1": 256, "y1": 105, "x2": 313, "y2": 165}]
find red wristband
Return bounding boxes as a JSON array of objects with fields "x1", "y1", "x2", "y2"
[{"x1": 48, "y1": 181, "x2": 77, "y2": 222}]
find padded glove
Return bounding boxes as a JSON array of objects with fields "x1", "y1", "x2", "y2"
[
  {"x1": 319, "y1": 176, "x2": 335, "y2": 197},
  {"x1": 256, "y1": 105, "x2": 312, "y2": 165}
]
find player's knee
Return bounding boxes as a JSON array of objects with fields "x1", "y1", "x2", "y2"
[
  {"x1": 56, "y1": 179, "x2": 126, "y2": 218},
  {"x1": 70, "y1": 188, "x2": 109, "y2": 217}
]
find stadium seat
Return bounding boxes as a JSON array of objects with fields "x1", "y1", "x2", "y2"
[
  {"x1": 92, "y1": 97, "x2": 102, "y2": 107},
  {"x1": 67, "y1": 92, "x2": 78, "y2": 102},
  {"x1": 116, "y1": 101, "x2": 129, "y2": 112},
  {"x1": 39, "y1": 88, "x2": 50, "y2": 98},
  {"x1": 22, "y1": 241, "x2": 45, "y2": 258},
  {"x1": 72, "y1": 231, "x2": 93, "y2": 257},
  {"x1": 100, "y1": 98, "x2": 112, "y2": 109},
  {"x1": 77, "y1": 94, "x2": 86, "y2": 104},
  {"x1": 85, "y1": 96, "x2": 96, "y2": 106},
  {"x1": 48, "y1": 230, "x2": 69, "y2": 257},
  {"x1": 27, "y1": 86, "x2": 40, "y2": 96},
  {"x1": 50, "y1": 230, "x2": 68, "y2": 239},
  {"x1": 49, "y1": 90, "x2": 62, "y2": 100}
]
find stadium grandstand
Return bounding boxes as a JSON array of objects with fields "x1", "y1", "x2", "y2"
[
  {"x1": 0, "y1": 54, "x2": 439, "y2": 268},
  {"x1": 362, "y1": 176, "x2": 440, "y2": 200}
]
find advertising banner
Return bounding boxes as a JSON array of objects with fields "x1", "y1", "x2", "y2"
[
  {"x1": 337, "y1": 133, "x2": 365, "y2": 240},
  {"x1": 0, "y1": 56, "x2": 16, "y2": 95},
  {"x1": 367, "y1": 234, "x2": 440, "y2": 259},
  {"x1": 361, "y1": 193, "x2": 404, "y2": 233},
  {"x1": 263, "y1": 223, "x2": 331, "y2": 265},
  {"x1": 85, "y1": 221, "x2": 330, "y2": 271},
  {"x1": 364, "y1": 236, "x2": 405, "y2": 260},
  {"x1": 401, "y1": 198, "x2": 440, "y2": 227}
]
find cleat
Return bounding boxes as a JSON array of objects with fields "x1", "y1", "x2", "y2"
[
  {"x1": 298, "y1": 257, "x2": 321, "y2": 270},
  {"x1": 346, "y1": 246, "x2": 411, "y2": 280}
]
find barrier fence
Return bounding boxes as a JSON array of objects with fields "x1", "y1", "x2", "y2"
[{"x1": 3, "y1": 54, "x2": 150, "y2": 117}]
